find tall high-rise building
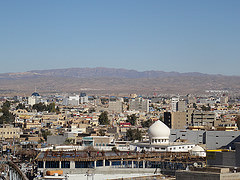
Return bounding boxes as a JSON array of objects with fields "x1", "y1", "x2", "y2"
[
  {"x1": 164, "y1": 111, "x2": 186, "y2": 129},
  {"x1": 63, "y1": 95, "x2": 79, "y2": 106},
  {"x1": 177, "y1": 100, "x2": 186, "y2": 112},
  {"x1": 171, "y1": 97, "x2": 179, "y2": 112},
  {"x1": 192, "y1": 111, "x2": 216, "y2": 127},
  {"x1": 108, "y1": 101, "x2": 123, "y2": 113},
  {"x1": 80, "y1": 92, "x2": 88, "y2": 104},
  {"x1": 129, "y1": 97, "x2": 149, "y2": 113}
]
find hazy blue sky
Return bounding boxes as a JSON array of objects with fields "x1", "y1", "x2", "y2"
[{"x1": 0, "y1": 0, "x2": 239, "y2": 75}]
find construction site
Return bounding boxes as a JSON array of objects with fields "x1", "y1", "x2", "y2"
[{"x1": 36, "y1": 150, "x2": 206, "y2": 176}]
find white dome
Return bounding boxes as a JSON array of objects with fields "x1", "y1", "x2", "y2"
[
  {"x1": 192, "y1": 145, "x2": 205, "y2": 152},
  {"x1": 148, "y1": 120, "x2": 170, "y2": 139}
]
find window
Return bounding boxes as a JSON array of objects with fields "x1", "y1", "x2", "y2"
[
  {"x1": 45, "y1": 161, "x2": 59, "y2": 168},
  {"x1": 61, "y1": 161, "x2": 70, "y2": 168},
  {"x1": 38, "y1": 161, "x2": 44, "y2": 168}
]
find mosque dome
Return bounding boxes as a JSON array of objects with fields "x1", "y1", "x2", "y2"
[
  {"x1": 148, "y1": 120, "x2": 170, "y2": 139},
  {"x1": 190, "y1": 145, "x2": 206, "y2": 157},
  {"x1": 191, "y1": 145, "x2": 205, "y2": 152},
  {"x1": 31, "y1": 92, "x2": 40, "y2": 96}
]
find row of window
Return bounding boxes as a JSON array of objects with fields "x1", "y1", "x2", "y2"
[
  {"x1": 0, "y1": 131, "x2": 18, "y2": 134},
  {"x1": 152, "y1": 139, "x2": 167, "y2": 143},
  {"x1": 95, "y1": 143, "x2": 106, "y2": 146},
  {"x1": 38, "y1": 161, "x2": 110, "y2": 169},
  {"x1": 169, "y1": 145, "x2": 193, "y2": 150}
]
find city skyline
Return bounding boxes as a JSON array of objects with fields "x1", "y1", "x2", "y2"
[{"x1": 0, "y1": 0, "x2": 240, "y2": 75}]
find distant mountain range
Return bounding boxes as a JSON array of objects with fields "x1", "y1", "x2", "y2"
[
  {"x1": 0, "y1": 67, "x2": 214, "y2": 79},
  {"x1": 0, "y1": 67, "x2": 239, "y2": 95}
]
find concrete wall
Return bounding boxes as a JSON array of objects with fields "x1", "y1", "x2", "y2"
[
  {"x1": 235, "y1": 142, "x2": 240, "y2": 167},
  {"x1": 171, "y1": 112, "x2": 187, "y2": 129},
  {"x1": 207, "y1": 151, "x2": 235, "y2": 167},
  {"x1": 170, "y1": 129, "x2": 240, "y2": 150},
  {"x1": 47, "y1": 136, "x2": 67, "y2": 145},
  {"x1": 205, "y1": 131, "x2": 240, "y2": 150},
  {"x1": 176, "y1": 171, "x2": 240, "y2": 180},
  {"x1": 176, "y1": 171, "x2": 220, "y2": 180},
  {"x1": 170, "y1": 129, "x2": 205, "y2": 144},
  {"x1": 39, "y1": 167, "x2": 156, "y2": 175}
]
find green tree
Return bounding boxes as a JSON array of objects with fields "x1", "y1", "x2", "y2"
[
  {"x1": 56, "y1": 106, "x2": 60, "y2": 114},
  {"x1": 98, "y1": 111, "x2": 109, "y2": 125},
  {"x1": 88, "y1": 107, "x2": 95, "y2": 113},
  {"x1": 127, "y1": 114, "x2": 137, "y2": 125},
  {"x1": 32, "y1": 103, "x2": 47, "y2": 112},
  {"x1": 64, "y1": 138, "x2": 75, "y2": 145},
  {"x1": 41, "y1": 129, "x2": 52, "y2": 141},
  {"x1": 135, "y1": 129, "x2": 142, "y2": 141},
  {"x1": 126, "y1": 128, "x2": 142, "y2": 141},
  {"x1": 193, "y1": 103, "x2": 197, "y2": 109},
  {"x1": 47, "y1": 103, "x2": 56, "y2": 113},
  {"x1": 3, "y1": 101, "x2": 10, "y2": 108},
  {"x1": 126, "y1": 128, "x2": 134, "y2": 141},
  {"x1": 16, "y1": 103, "x2": 26, "y2": 110},
  {"x1": 141, "y1": 119, "x2": 153, "y2": 128},
  {"x1": 98, "y1": 129, "x2": 106, "y2": 136},
  {"x1": 201, "y1": 105, "x2": 211, "y2": 111},
  {"x1": 0, "y1": 101, "x2": 15, "y2": 124}
]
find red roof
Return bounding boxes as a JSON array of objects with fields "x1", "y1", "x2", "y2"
[{"x1": 120, "y1": 123, "x2": 131, "y2": 125}]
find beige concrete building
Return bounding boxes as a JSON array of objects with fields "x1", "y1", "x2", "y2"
[
  {"x1": 186, "y1": 108, "x2": 195, "y2": 126},
  {"x1": 108, "y1": 101, "x2": 123, "y2": 113},
  {"x1": 171, "y1": 112, "x2": 187, "y2": 129},
  {"x1": 129, "y1": 97, "x2": 149, "y2": 113},
  {"x1": 82, "y1": 136, "x2": 114, "y2": 147},
  {"x1": 192, "y1": 111, "x2": 216, "y2": 127},
  {"x1": 0, "y1": 124, "x2": 22, "y2": 139}
]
